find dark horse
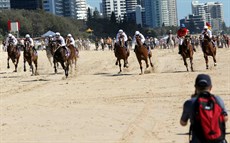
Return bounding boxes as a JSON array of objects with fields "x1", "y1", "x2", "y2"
[
  {"x1": 53, "y1": 44, "x2": 70, "y2": 78},
  {"x1": 114, "y1": 35, "x2": 129, "y2": 73},
  {"x1": 134, "y1": 35, "x2": 153, "y2": 75},
  {"x1": 23, "y1": 41, "x2": 38, "y2": 75},
  {"x1": 201, "y1": 34, "x2": 217, "y2": 69},
  {"x1": 180, "y1": 36, "x2": 194, "y2": 71},
  {"x1": 7, "y1": 41, "x2": 21, "y2": 72},
  {"x1": 66, "y1": 38, "x2": 78, "y2": 70}
]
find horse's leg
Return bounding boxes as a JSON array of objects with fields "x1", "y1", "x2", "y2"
[
  {"x1": 118, "y1": 59, "x2": 122, "y2": 73},
  {"x1": 204, "y1": 55, "x2": 209, "y2": 69},
  {"x1": 212, "y1": 48, "x2": 217, "y2": 66},
  {"x1": 190, "y1": 56, "x2": 194, "y2": 72},
  {"x1": 53, "y1": 58, "x2": 57, "y2": 74},
  {"x1": 7, "y1": 56, "x2": 10, "y2": 69},
  {"x1": 29, "y1": 60, "x2": 34, "y2": 76},
  {"x1": 183, "y1": 57, "x2": 189, "y2": 71},
  {"x1": 148, "y1": 53, "x2": 153, "y2": 67},
  {"x1": 23, "y1": 57, "x2": 27, "y2": 72},
  {"x1": 61, "y1": 62, "x2": 68, "y2": 78},
  {"x1": 137, "y1": 57, "x2": 143, "y2": 75},
  {"x1": 34, "y1": 59, "x2": 38, "y2": 75},
  {"x1": 66, "y1": 61, "x2": 70, "y2": 78},
  {"x1": 14, "y1": 58, "x2": 19, "y2": 72}
]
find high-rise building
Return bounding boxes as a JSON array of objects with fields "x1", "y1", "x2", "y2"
[
  {"x1": 10, "y1": 0, "x2": 43, "y2": 10},
  {"x1": 102, "y1": 0, "x2": 126, "y2": 20},
  {"x1": 145, "y1": 0, "x2": 177, "y2": 28},
  {"x1": 126, "y1": 0, "x2": 137, "y2": 13},
  {"x1": 74, "y1": 0, "x2": 87, "y2": 19},
  {"x1": 191, "y1": 1, "x2": 205, "y2": 17},
  {"x1": 168, "y1": 0, "x2": 178, "y2": 26},
  {"x1": 0, "y1": 0, "x2": 10, "y2": 10},
  {"x1": 43, "y1": 0, "x2": 87, "y2": 20},
  {"x1": 191, "y1": 1, "x2": 224, "y2": 31}
]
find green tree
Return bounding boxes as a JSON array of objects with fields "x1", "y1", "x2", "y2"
[{"x1": 110, "y1": 12, "x2": 116, "y2": 24}]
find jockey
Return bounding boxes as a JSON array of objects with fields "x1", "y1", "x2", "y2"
[
  {"x1": 55, "y1": 32, "x2": 68, "y2": 51},
  {"x1": 116, "y1": 29, "x2": 128, "y2": 49},
  {"x1": 177, "y1": 24, "x2": 189, "y2": 54},
  {"x1": 201, "y1": 26, "x2": 212, "y2": 39},
  {"x1": 201, "y1": 26, "x2": 215, "y2": 47},
  {"x1": 5, "y1": 33, "x2": 18, "y2": 47},
  {"x1": 24, "y1": 34, "x2": 34, "y2": 47},
  {"x1": 66, "y1": 34, "x2": 76, "y2": 47}
]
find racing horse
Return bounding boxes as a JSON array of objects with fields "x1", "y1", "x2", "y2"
[
  {"x1": 45, "y1": 40, "x2": 55, "y2": 66},
  {"x1": 53, "y1": 44, "x2": 70, "y2": 78},
  {"x1": 201, "y1": 34, "x2": 217, "y2": 69},
  {"x1": 23, "y1": 41, "x2": 38, "y2": 75},
  {"x1": 66, "y1": 38, "x2": 78, "y2": 70},
  {"x1": 7, "y1": 41, "x2": 21, "y2": 72},
  {"x1": 104, "y1": 37, "x2": 113, "y2": 50},
  {"x1": 114, "y1": 35, "x2": 129, "y2": 73},
  {"x1": 134, "y1": 35, "x2": 153, "y2": 75},
  {"x1": 180, "y1": 36, "x2": 194, "y2": 71}
]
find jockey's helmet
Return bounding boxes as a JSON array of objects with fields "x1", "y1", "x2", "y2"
[
  {"x1": 55, "y1": 32, "x2": 60, "y2": 37},
  {"x1": 118, "y1": 29, "x2": 123, "y2": 33},
  {"x1": 8, "y1": 33, "x2": 12, "y2": 37},
  {"x1": 49, "y1": 35, "x2": 53, "y2": 38},
  {"x1": 204, "y1": 26, "x2": 208, "y2": 30},
  {"x1": 181, "y1": 24, "x2": 185, "y2": 28},
  {"x1": 25, "y1": 34, "x2": 30, "y2": 38},
  {"x1": 67, "y1": 34, "x2": 72, "y2": 37},
  {"x1": 135, "y1": 31, "x2": 140, "y2": 35}
]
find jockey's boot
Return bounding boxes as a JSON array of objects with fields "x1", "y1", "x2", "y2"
[{"x1": 178, "y1": 45, "x2": 182, "y2": 54}]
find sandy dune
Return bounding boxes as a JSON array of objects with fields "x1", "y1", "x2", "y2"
[{"x1": 0, "y1": 45, "x2": 230, "y2": 143}]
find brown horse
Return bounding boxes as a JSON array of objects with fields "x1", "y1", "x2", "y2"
[
  {"x1": 66, "y1": 38, "x2": 78, "y2": 70},
  {"x1": 7, "y1": 41, "x2": 21, "y2": 72},
  {"x1": 53, "y1": 45, "x2": 70, "y2": 78},
  {"x1": 104, "y1": 37, "x2": 113, "y2": 50},
  {"x1": 180, "y1": 36, "x2": 194, "y2": 71},
  {"x1": 114, "y1": 35, "x2": 129, "y2": 73},
  {"x1": 134, "y1": 35, "x2": 153, "y2": 75},
  {"x1": 201, "y1": 34, "x2": 217, "y2": 69},
  {"x1": 23, "y1": 41, "x2": 38, "y2": 75}
]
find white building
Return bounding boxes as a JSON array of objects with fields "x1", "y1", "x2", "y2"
[
  {"x1": 191, "y1": 1, "x2": 224, "y2": 31},
  {"x1": 102, "y1": 0, "x2": 126, "y2": 20},
  {"x1": 0, "y1": 0, "x2": 10, "y2": 10},
  {"x1": 145, "y1": 0, "x2": 177, "y2": 27},
  {"x1": 43, "y1": 0, "x2": 87, "y2": 20}
]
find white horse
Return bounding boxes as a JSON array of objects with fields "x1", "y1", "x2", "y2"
[{"x1": 166, "y1": 34, "x2": 175, "y2": 50}]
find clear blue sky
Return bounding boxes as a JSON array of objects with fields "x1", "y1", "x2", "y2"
[{"x1": 86, "y1": 0, "x2": 230, "y2": 26}]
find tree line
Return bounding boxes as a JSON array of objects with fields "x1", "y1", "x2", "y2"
[{"x1": 0, "y1": 9, "x2": 229, "y2": 41}]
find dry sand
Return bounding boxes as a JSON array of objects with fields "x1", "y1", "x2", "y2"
[{"x1": 0, "y1": 45, "x2": 230, "y2": 143}]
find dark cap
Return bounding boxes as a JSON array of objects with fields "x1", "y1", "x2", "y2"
[{"x1": 195, "y1": 74, "x2": 212, "y2": 87}]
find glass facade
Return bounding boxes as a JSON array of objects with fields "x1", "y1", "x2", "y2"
[{"x1": 10, "y1": 0, "x2": 43, "y2": 10}]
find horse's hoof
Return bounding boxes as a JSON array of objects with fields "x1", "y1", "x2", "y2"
[
  {"x1": 214, "y1": 63, "x2": 217, "y2": 66},
  {"x1": 13, "y1": 70, "x2": 17, "y2": 72},
  {"x1": 7, "y1": 66, "x2": 10, "y2": 69}
]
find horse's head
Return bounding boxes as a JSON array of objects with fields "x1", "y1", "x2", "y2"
[
  {"x1": 118, "y1": 35, "x2": 125, "y2": 47},
  {"x1": 24, "y1": 41, "x2": 32, "y2": 52},
  {"x1": 183, "y1": 36, "x2": 191, "y2": 47},
  {"x1": 49, "y1": 41, "x2": 58, "y2": 55},
  {"x1": 135, "y1": 35, "x2": 142, "y2": 46}
]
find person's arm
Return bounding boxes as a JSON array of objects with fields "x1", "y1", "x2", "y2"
[
  {"x1": 180, "y1": 100, "x2": 192, "y2": 126},
  {"x1": 215, "y1": 96, "x2": 228, "y2": 122}
]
